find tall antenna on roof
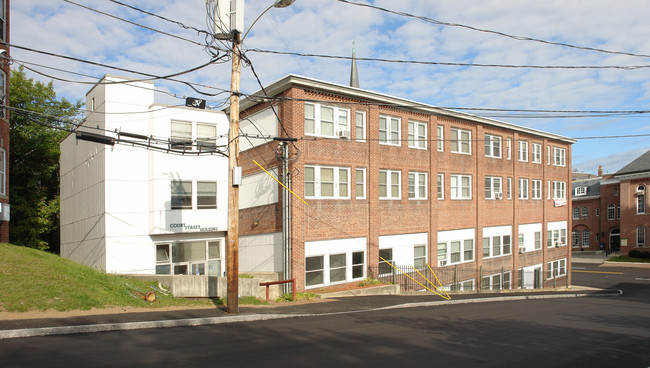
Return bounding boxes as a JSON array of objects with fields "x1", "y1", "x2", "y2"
[{"x1": 350, "y1": 42, "x2": 360, "y2": 88}]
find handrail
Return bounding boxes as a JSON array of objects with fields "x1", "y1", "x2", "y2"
[{"x1": 259, "y1": 279, "x2": 296, "y2": 302}]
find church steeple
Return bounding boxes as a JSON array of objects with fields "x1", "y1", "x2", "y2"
[{"x1": 350, "y1": 43, "x2": 360, "y2": 88}]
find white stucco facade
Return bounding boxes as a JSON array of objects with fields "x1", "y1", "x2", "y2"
[{"x1": 60, "y1": 76, "x2": 230, "y2": 275}]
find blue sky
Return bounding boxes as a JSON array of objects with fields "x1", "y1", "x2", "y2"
[{"x1": 10, "y1": 0, "x2": 650, "y2": 174}]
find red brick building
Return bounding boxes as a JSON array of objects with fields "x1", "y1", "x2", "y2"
[
  {"x1": 572, "y1": 151, "x2": 650, "y2": 254},
  {"x1": 235, "y1": 75, "x2": 574, "y2": 292},
  {"x1": 0, "y1": 0, "x2": 10, "y2": 243}
]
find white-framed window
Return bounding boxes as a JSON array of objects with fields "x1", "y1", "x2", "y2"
[
  {"x1": 445, "y1": 279, "x2": 474, "y2": 292},
  {"x1": 482, "y1": 235, "x2": 511, "y2": 258},
  {"x1": 305, "y1": 255, "x2": 324, "y2": 287},
  {"x1": 507, "y1": 177, "x2": 512, "y2": 200},
  {"x1": 378, "y1": 248, "x2": 393, "y2": 276},
  {"x1": 379, "y1": 169, "x2": 401, "y2": 199},
  {"x1": 355, "y1": 110, "x2": 366, "y2": 142},
  {"x1": 506, "y1": 138, "x2": 512, "y2": 160},
  {"x1": 437, "y1": 125, "x2": 444, "y2": 152},
  {"x1": 170, "y1": 120, "x2": 217, "y2": 151},
  {"x1": 437, "y1": 173, "x2": 444, "y2": 200},
  {"x1": 581, "y1": 207, "x2": 588, "y2": 217},
  {"x1": 547, "y1": 180, "x2": 551, "y2": 200},
  {"x1": 519, "y1": 178, "x2": 529, "y2": 200},
  {"x1": 0, "y1": 148, "x2": 5, "y2": 196},
  {"x1": 535, "y1": 231, "x2": 542, "y2": 250},
  {"x1": 305, "y1": 103, "x2": 350, "y2": 138},
  {"x1": 532, "y1": 143, "x2": 542, "y2": 163},
  {"x1": 637, "y1": 186, "x2": 646, "y2": 214},
  {"x1": 582, "y1": 230, "x2": 590, "y2": 247},
  {"x1": 450, "y1": 128, "x2": 471, "y2": 155},
  {"x1": 547, "y1": 228, "x2": 567, "y2": 247},
  {"x1": 414, "y1": 245, "x2": 427, "y2": 269},
  {"x1": 532, "y1": 179, "x2": 542, "y2": 200},
  {"x1": 408, "y1": 120, "x2": 427, "y2": 149},
  {"x1": 171, "y1": 181, "x2": 217, "y2": 210},
  {"x1": 355, "y1": 168, "x2": 366, "y2": 199},
  {"x1": 482, "y1": 272, "x2": 511, "y2": 290},
  {"x1": 379, "y1": 115, "x2": 401, "y2": 146},
  {"x1": 518, "y1": 141, "x2": 528, "y2": 162},
  {"x1": 306, "y1": 250, "x2": 366, "y2": 288},
  {"x1": 547, "y1": 259, "x2": 567, "y2": 279},
  {"x1": 408, "y1": 172, "x2": 427, "y2": 200},
  {"x1": 305, "y1": 165, "x2": 350, "y2": 199},
  {"x1": 156, "y1": 240, "x2": 223, "y2": 276},
  {"x1": 607, "y1": 204, "x2": 615, "y2": 220},
  {"x1": 553, "y1": 181, "x2": 566, "y2": 200},
  {"x1": 553, "y1": 147, "x2": 566, "y2": 166},
  {"x1": 572, "y1": 231, "x2": 579, "y2": 247},
  {"x1": 573, "y1": 207, "x2": 580, "y2": 220},
  {"x1": 575, "y1": 187, "x2": 587, "y2": 196},
  {"x1": 438, "y1": 239, "x2": 474, "y2": 266},
  {"x1": 485, "y1": 134, "x2": 502, "y2": 158},
  {"x1": 451, "y1": 174, "x2": 472, "y2": 200},
  {"x1": 547, "y1": 146, "x2": 551, "y2": 165},
  {"x1": 0, "y1": 70, "x2": 5, "y2": 118},
  {"x1": 485, "y1": 176, "x2": 503, "y2": 200},
  {"x1": 637, "y1": 226, "x2": 646, "y2": 247}
]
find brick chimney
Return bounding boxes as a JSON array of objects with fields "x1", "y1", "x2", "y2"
[{"x1": 598, "y1": 165, "x2": 603, "y2": 177}]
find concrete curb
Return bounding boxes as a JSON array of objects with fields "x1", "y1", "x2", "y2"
[{"x1": 0, "y1": 290, "x2": 622, "y2": 340}]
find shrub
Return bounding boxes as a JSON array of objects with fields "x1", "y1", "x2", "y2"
[{"x1": 628, "y1": 250, "x2": 650, "y2": 259}]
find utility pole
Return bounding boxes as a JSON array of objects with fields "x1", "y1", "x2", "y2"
[{"x1": 226, "y1": 30, "x2": 242, "y2": 314}]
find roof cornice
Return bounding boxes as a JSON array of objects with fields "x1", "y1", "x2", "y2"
[{"x1": 231, "y1": 74, "x2": 576, "y2": 144}]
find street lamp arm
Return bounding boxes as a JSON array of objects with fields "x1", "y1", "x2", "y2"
[{"x1": 241, "y1": 0, "x2": 295, "y2": 43}]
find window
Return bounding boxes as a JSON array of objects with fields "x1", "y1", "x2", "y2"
[
  {"x1": 379, "y1": 170, "x2": 401, "y2": 199},
  {"x1": 532, "y1": 143, "x2": 542, "y2": 163},
  {"x1": 0, "y1": 0, "x2": 5, "y2": 40},
  {"x1": 408, "y1": 172, "x2": 427, "y2": 200},
  {"x1": 451, "y1": 128, "x2": 471, "y2": 154},
  {"x1": 355, "y1": 168, "x2": 366, "y2": 199},
  {"x1": 532, "y1": 180, "x2": 542, "y2": 200},
  {"x1": 482, "y1": 272, "x2": 511, "y2": 290},
  {"x1": 305, "y1": 166, "x2": 350, "y2": 199},
  {"x1": 438, "y1": 239, "x2": 474, "y2": 266},
  {"x1": 485, "y1": 176, "x2": 503, "y2": 200},
  {"x1": 506, "y1": 138, "x2": 512, "y2": 160},
  {"x1": 445, "y1": 279, "x2": 474, "y2": 292},
  {"x1": 329, "y1": 254, "x2": 347, "y2": 283},
  {"x1": 617, "y1": 204, "x2": 621, "y2": 219},
  {"x1": 582, "y1": 230, "x2": 590, "y2": 247},
  {"x1": 547, "y1": 146, "x2": 551, "y2": 165},
  {"x1": 607, "y1": 204, "x2": 615, "y2": 220},
  {"x1": 451, "y1": 174, "x2": 472, "y2": 199},
  {"x1": 573, "y1": 207, "x2": 579, "y2": 220},
  {"x1": 437, "y1": 125, "x2": 444, "y2": 151},
  {"x1": 305, "y1": 103, "x2": 350, "y2": 138},
  {"x1": 483, "y1": 235, "x2": 511, "y2": 258},
  {"x1": 0, "y1": 70, "x2": 5, "y2": 118},
  {"x1": 408, "y1": 120, "x2": 427, "y2": 149},
  {"x1": 355, "y1": 111, "x2": 366, "y2": 141},
  {"x1": 547, "y1": 228, "x2": 567, "y2": 247},
  {"x1": 171, "y1": 181, "x2": 192, "y2": 209},
  {"x1": 414, "y1": 245, "x2": 427, "y2": 269},
  {"x1": 197, "y1": 182, "x2": 217, "y2": 209},
  {"x1": 171, "y1": 121, "x2": 192, "y2": 150},
  {"x1": 553, "y1": 147, "x2": 566, "y2": 166},
  {"x1": 581, "y1": 207, "x2": 588, "y2": 217},
  {"x1": 638, "y1": 188, "x2": 646, "y2": 214},
  {"x1": 156, "y1": 240, "x2": 223, "y2": 276},
  {"x1": 518, "y1": 141, "x2": 528, "y2": 162},
  {"x1": 519, "y1": 178, "x2": 529, "y2": 200},
  {"x1": 507, "y1": 177, "x2": 512, "y2": 200},
  {"x1": 379, "y1": 115, "x2": 401, "y2": 146},
  {"x1": 196, "y1": 123, "x2": 217, "y2": 151},
  {"x1": 535, "y1": 231, "x2": 542, "y2": 250},
  {"x1": 575, "y1": 187, "x2": 587, "y2": 196},
  {"x1": 0, "y1": 148, "x2": 5, "y2": 196},
  {"x1": 553, "y1": 181, "x2": 566, "y2": 200},
  {"x1": 637, "y1": 226, "x2": 646, "y2": 247},
  {"x1": 572, "y1": 231, "x2": 579, "y2": 247},
  {"x1": 596, "y1": 208, "x2": 600, "y2": 216},
  {"x1": 547, "y1": 259, "x2": 567, "y2": 279},
  {"x1": 518, "y1": 233, "x2": 524, "y2": 253},
  {"x1": 305, "y1": 256, "x2": 324, "y2": 287},
  {"x1": 437, "y1": 173, "x2": 444, "y2": 200},
  {"x1": 485, "y1": 134, "x2": 502, "y2": 158},
  {"x1": 379, "y1": 249, "x2": 393, "y2": 275},
  {"x1": 352, "y1": 251, "x2": 365, "y2": 279}
]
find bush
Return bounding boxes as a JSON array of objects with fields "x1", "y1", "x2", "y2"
[{"x1": 628, "y1": 250, "x2": 650, "y2": 259}]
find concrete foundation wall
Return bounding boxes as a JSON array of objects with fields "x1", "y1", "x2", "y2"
[{"x1": 127, "y1": 275, "x2": 283, "y2": 299}]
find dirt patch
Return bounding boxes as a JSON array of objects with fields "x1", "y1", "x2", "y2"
[{"x1": 0, "y1": 305, "x2": 215, "y2": 321}]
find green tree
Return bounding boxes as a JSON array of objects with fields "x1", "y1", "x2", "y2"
[{"x1": 9, "y1": 66, "x2": 82, "y2": 252}]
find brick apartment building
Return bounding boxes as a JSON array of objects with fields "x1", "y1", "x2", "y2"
[
  {"x1": 0, "y1": 0, "x2": 10, "y2": 243},
  {"x1": 572, "y1": 150, "x2": 650, "y2": 254},
  {"x1": 235, "y1": 74, "x2": 575, "y2": 292}
]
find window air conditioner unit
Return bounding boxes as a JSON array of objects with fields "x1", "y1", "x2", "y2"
[
  {"x1": 338, "y1": 130, "x2": 350, "y2": 139},
  {"x1": 518, "y1": 246, "x2": 525, "y2": 254},
  {"x1": 495, "y1": 193, "x2": 503, "y2": 200},
  {"x1": 438, "y1": 260, "x2": 447, "y2": 267}
]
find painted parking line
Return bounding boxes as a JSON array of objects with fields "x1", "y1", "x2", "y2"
[
  {"x1": 572, "y1": 270, "x2": 624, "y2": 275},
  {"x1": 572, "y1": 267, "x2": 586, "y2": 270},
  {"x1": 634, "y1": 278, "x2": 650, "y2": 281}
]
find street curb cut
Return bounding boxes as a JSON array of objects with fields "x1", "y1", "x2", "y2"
[{"x1": 0, "y1": 290, "x2": 622, "y2": 340}]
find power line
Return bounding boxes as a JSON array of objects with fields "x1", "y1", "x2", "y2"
[
  {"x1": 336, "y1": 0, "x2": 650, "y2": 59},
  {"x1": 245, "y1": 48, "x2": 650, "y2": 70}
]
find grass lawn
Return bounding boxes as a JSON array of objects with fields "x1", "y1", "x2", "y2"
[
  {"x1": 0, "y1": 243, "x2": 213, "y2": 312},
  {"x1": 608, "y1": 256, "x2": 650, "y2": 263}
]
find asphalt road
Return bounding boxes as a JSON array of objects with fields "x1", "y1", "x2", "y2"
[{"x1": 1, "y1": 263, "x2": 649, "y2": 367}]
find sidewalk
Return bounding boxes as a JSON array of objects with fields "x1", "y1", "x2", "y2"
[
  {"x1": 0, "y1": 286, "x2": 621, "y2": 340},
  {"x1": 572, "y1": 250, "x2": 650, "y2": 268}
]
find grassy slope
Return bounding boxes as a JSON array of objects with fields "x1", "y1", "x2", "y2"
[{"x1": 0, "y1": 243, "x2": 212, "y2": 312}]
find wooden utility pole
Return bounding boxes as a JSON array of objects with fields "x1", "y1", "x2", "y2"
[{"x1": 226, "y1": 31, "x2": 242, "y2": 314}]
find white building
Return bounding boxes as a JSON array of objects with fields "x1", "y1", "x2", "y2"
[{"x1": 60, "y1": 76, "x2": 230, "y2": 277}]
